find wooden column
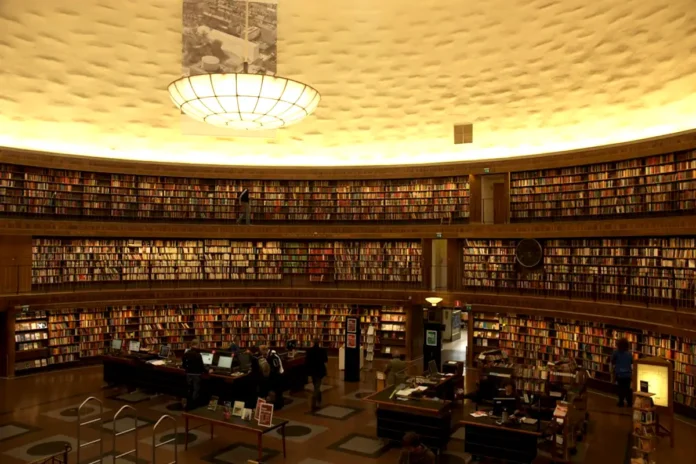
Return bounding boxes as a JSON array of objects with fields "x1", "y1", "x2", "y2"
[
  {"x1": 422, "y1": 238, "x2": 433, "y2": 290},
  {"x1": 407, "y1": 303, "x2": 424, "y2": 362},
  {"x1": 0, "y1": 236, "x2": 32, "y2": 294},
  {"x1": 0, "y1": 309, "x2": 16, "y2": 377},
  {"x1": 446, "y1": 239, "x2": 462, "y2": 292},
  {"x1": 468, "y1": 174, "x2": 482, "y2": 223}
]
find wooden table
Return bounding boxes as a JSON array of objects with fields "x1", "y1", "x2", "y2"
[
  {"x1": 458, "y1": 404, "x2": 544, "y2": 464},
  {"x1": 183, "y1": 406, "x2": 288, "y2": 461},
  {"x1": 363, "y1": 384, "x2": 453, "y2": 451}
]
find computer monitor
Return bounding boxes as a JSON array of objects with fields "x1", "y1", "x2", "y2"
[
  {"x1": 111, "y1": 339, "x2": 122, "y2": 351},
  {"x1": 201, "y1": 353, "x2": 214, "y2": 366},
  {"x1": 159, "y1": 345, "x2": 170, "y2": 359},
  {"x1": 217, "y1": 355, "x2": 232, "y2": 369},
  {"x1": 492, "y1": 397, "x2": 517, "y2": 416},
  {"x1": 428, "y1": 359, "x2": 439, "y2": 376},
  {"x1": 128, "y1": 340, "x2": 140, "y2": 353}
]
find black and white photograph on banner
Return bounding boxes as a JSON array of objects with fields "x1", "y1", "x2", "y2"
[{"x1": 182, "y1": 0, "x2": 278, "y2": 77}]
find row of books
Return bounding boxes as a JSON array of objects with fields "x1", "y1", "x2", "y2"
[
  {"x1": 13, "y1": 303, "x2": 409, "y2": 373},
  {"x1": 0, "y1": 165, "x2": 470, "y2": 221},
  {"x1": 462, "y1": 238, "x2": 696, "y2": 304},
  {"x1": 510, "y1": 150, "x2": 696, "y2": 220},
  {"x1": 472, "y1": 313, "x2": 696, "y2": 408},
  {"x1": 32, "y1": 238, "x2": 423, "y2": 285}
]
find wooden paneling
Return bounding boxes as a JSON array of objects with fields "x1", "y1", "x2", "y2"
[
  {"x1": 493, "y1": 182, "x2": 506, "y2": 224},
  {"x1": 0, "y1": 310, "x2": 15, "y2": 377},
  {"x1": 4, "y1": 216, "x2": 696, "y2": 240},
  {"x1": 2, "y1": 129, "x2": 695, "y2": 179},
  {"x1": 446, "y1": 239, "x2": 462, "y2": 292},
  {"x1": 422, "y1": 239, "x2": 433, "y2": 290},
  {"x1": 468, "y1": 175, "x2": 482, "y2": 223},
  {"x1": 408, "y1": 303, "x2": 424, "y2": 361},
  {"x1": 0, "y1": 236, "x2": 32, "y2": 294}
]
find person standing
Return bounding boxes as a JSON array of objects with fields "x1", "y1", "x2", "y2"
[
  {"x1": 305, "y1": 338, "x2": 328, "y2": 411},
  {"x1": 236, "y1": 186, "x2": 250, "y2": 225},
  {"x1": 611, "y1": 337, "x2": 633, "y2": 407},
  {"x1": 262, "y1": 345, "x2": 285, "y2": 410},
  {"x1": 182, "y1": 340, "x2": 205, "y2": 410},
  {"x1": 384, "y1": 352, "x2": 408, "y2": 385}
]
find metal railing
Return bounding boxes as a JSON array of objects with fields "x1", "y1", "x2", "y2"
[
  {"x1": 76, "y1": 397, "x2": 104, "y2": 464},
  {"x1": 112, "y1": 405, "x2": 139, "y2": 462},
  {"x1": 152, "y1": 414, "x2": 178, "y2": 464}
]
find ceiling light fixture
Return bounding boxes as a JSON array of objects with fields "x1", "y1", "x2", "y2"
[
  {"x1": 168, "y1": 0, "x2": 320, "y2": 130},
  {"x1": 425, "y1": 297, "x2": 443, "y2": 307}
]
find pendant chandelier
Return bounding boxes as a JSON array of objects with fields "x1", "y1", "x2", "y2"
[{"x1": 168, "y1": 0, "x2": 320, "y2": 130}]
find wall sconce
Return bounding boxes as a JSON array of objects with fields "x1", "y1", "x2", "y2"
[{"x1": 425, "y1": 297, "x2": 443, "y2": 307}]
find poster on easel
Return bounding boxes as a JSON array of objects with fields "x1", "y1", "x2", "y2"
[
  {"x1": 254, "y1": 397, "x2": 266, "y2": 420},
  {"x1": 257, "y1": 402, "x2": 274, "y2": 427}
]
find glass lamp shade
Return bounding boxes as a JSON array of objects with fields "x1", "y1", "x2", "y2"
[
  {"x1": 425, "y1": 297, "x2": 443, "y2": 307},
  {"x1": 168, "y1": 73, "x2": 320, "y2": 130}
]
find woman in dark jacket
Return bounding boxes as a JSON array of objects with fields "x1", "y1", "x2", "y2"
[{"x1": 305, "y1": 338, "x2": 328, "y2": 411}]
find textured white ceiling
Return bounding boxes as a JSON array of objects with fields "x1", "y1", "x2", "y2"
[{"x1": 0, "y1": 0, "x2": 695, "y2": 167}]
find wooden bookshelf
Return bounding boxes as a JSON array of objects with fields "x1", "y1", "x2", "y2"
[
  {"x1": 0, "y1": 163, "x2": 470, "y2": 223},
  {"x1": 470, "y1": 312, "x2": 696, "y2": 411},
  {"x1": 32, "y1": 238, "x2": 424, "y2": 287},
  {"x1": 14, "y1": 310, "x2": 49, "y2": 373},
  {"x1": 510, "y1": 150, "x2": 696, "y2": 221},
  {"x1": 10, "y1": 303, "x2": 409, "y2": 375},
  {"x1": 461, "y1": 237, "x2": 696, "y2": 309}
]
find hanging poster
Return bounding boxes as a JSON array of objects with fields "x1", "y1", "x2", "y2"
[
  {"x1": 182, "y1": 0, "x2": 278, "y2": 76},
  {"x1": 347, "y1": 318, "x2": 357, "y2": 333},
  {"x1": 347, "y1": 333, "x2": 357, "y2": 349},
  {"x1": 426, "y1": 330, "x2": 438, "y2": 347}
]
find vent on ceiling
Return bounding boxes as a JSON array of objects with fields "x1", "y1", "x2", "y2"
[{"x1": 453, "y1": 123, "x2": 473, "y2": 144}]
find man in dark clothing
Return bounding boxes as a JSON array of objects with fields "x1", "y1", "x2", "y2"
[
  {"x1": 226, "y1": 335, "x2": 239, "y2": 354},
  {"x1": 236, "y1": 187, "x2": 250, "y2": 225},
  {"x1": 398, "y1": 432, "x2": 436, "y2": 464},
  {"x1": 262, "y1": 345, "x2": 285, "y2": 409},
  {"x1": 305, "y1": 338, "x2": 328, "y2": 411},
  {"x1": 182, "y1": 340, "x2": 206, "y2": 410},
  {"x1": 611, "y1": 337, "x2": 633, "y2": 407},
  {"x1": 245, "y1": 346, "x2": 263, "y2": 408}
]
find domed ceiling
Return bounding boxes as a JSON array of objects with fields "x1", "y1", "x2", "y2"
[{"x1": 0, "y1": 0, "x2": 695, "y2": 166}]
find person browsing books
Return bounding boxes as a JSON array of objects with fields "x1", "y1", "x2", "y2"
[
  {"x1": 236, "y1": 186, "x2": 250, "y2": 225},
  {"x1": 611, "y1": 337, "x2": 633, "y2": 407}
]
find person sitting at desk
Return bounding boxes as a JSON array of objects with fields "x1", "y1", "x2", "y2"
[
  {"x1": 398, "y1": 432, "x2": 436, "y2": 464},
  {"x1": 461, "y1": 371, "x2": 498, "y2": 405},
  {"x1": 225, "y1": 335, "x2": 239, "y2": 354},
  {"x1": 182, "y1": 340, "x2": 205, "y2": 410},
  {"x1": 499, "y1": 381, "x2": 522, "y2": 414},
  {"x1": 384, "y1": 352, "x2": 407, "y2": 385}
]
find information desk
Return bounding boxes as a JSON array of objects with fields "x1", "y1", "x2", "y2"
[
  {"x1": 364, "y1": 383, "x2": 453, "y2": 451},
  {"x1": 183, "y1": 406, "x2": 288, "y2": 461},
  {"x1": 102, "y1": 353, "x2": 306, "y2": 402},
  {"x1": 458, "y1": 405, "x2": 543, "y2": 464}
]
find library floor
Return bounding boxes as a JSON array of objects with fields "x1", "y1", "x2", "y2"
[{"x1": 1, "y1": 360, "x2": 694, "y2": 464}]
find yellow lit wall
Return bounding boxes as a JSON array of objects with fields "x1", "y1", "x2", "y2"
[
  {"x1": 0, "y1": 0, "x2": 695, "y2": 166},
  {"x1": 635, "y1": 363, "x2": 669, "y2": 407}
]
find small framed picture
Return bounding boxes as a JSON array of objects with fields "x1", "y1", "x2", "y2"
[
  {"x1": 242, "y1": 408, "x2": 253, "y2": 421},
  {"x1": 232, "y1": 401, "x2": 245, "y2": 417}
]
